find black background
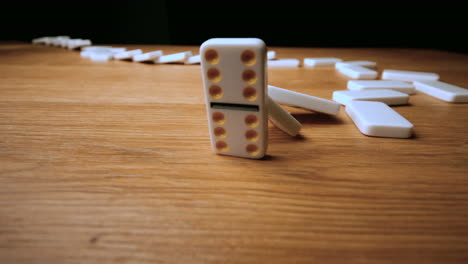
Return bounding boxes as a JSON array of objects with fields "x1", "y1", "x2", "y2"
[{"x1": 1, "y1": 1, "x2": 467, "y2": 53}]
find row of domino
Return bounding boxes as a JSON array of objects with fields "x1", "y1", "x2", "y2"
[{"x1": 32, "y1": 36, "x2": 277, "y2": 65}]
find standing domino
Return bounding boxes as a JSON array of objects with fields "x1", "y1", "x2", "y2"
[
  {"x1": 413, "y1": 80, "x2": 468, "y2": 103},
  {"x1": 201, "y1": 38, "x2": 268, "y2": 159}
]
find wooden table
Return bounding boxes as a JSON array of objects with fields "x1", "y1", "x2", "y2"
[{"x1": 1, "y1": 42, "x2": 467, "y2": 263}]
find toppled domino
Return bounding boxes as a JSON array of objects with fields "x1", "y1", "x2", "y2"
[
  {"x1": 346, "y1": 101, "x2": 413, "y2": 138},
  {"x1": 156, "y1": 51, "x2": 192, "y2": 63},
  {"x1": 114, "y1": 49, "x2": 143, "y2": 60},
  {"x1": 304, "y1": 57, "x2": 342, "y2": 67},
  {"x1": 268, "y1": 59, "x2": 300, "y2": 68},
  {"x1": 333, "y1": 89, "x2": 409, "y2": 106},
  {"x1": 336, "y1": 64, "x2": 378, "y2": 79},
  {"x1": 267, "y1": 51, "x2": 276, "y2": 60},
  {"x1": 413, "y1": 80, "x2": 468, "y2": 103},
  {"x1": 185, "y1": 55, "x2": 201, "y2": 64},
  {"x1": 133, "y1": 50, "x2": 163, "y2": 62},
  {"x1": 268, "y1": 85, "x2": 341, "y2": 115},
  {"x1": 347, "y1": 80, "x2": 415, "y2": 95},
  {"x1": 267, "y1": 96, "x2": 302, "y2": 136},
  {"x1": 382, "y1": 69, "x2": 439, "y2": 82},
  {"x1": 335, "y1": 61, "x2": 377, "y2": 69}
]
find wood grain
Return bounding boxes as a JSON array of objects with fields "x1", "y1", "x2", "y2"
[{"x1": 1, "y1": 42, "x2": 467, "y2": 264}]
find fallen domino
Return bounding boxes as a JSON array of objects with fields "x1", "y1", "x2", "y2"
[
  {"x1": 382, "y1": 69, "x2": 439, "y2": 82},
  {"x1": 333, "y1": 89, "x2": 409, "y2": 106},
  {"x1": 414, "y1": 80, "x2": 468, "y2": 103},
  {"x1": 347, "y1": 80, "x2": 415, "y2": 94},
  {"x1": 346, "y1": 101, "x2": 413, "y2": 138}
]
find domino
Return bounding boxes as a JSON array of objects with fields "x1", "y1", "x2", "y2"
[
  {"x1": 185, "y1": 55, "x2": 201, "y2": 64},
  {"x1": 111, "y1": 47, "x2": 127, "y2": 53},
  {"x1": 333, "y1": 89, "x2": 409, "y2": 106},
  {"x1": 335, "y1": 60, "x2": 377, "y2": 69},
  {"x1": 89, "y1": 51, "x2": 114, "y2": 62},
  {"x1": 413, "y1": 80, "x2": 468, "y2": 103},
  {"x1": 51, "y1": 36, "x2": 69, "y2": 46},
  {"x1": 156, "y1": 51, "x2": 192, "y2": 63},
  {"x1": 336, "y1": 64, "x2": 377, "y2": 79},
  {"x1": 267, "y1": 96, "x2": 302, "y2": 136},
  {"x1": 347, "y1": 80, "x2": 415, "y2": 94},
  {"x1": 32, "y1": 37, "x2": 49, "y2": 44},
  {"x1": 382, "y1": 69, "x2": 439, "y2": 82},
  {"x1": 268, "y1": 59, "x2": 300, "y2": 68},
  {"x1": 82, "y1": 46, "x2": 113, "y2": 52},
  {"x1": 67, "y1": 39, "x2": 92, "y2": 50},
  {"x1": 133, "y1": 50, "x2": 163, "y2": 62},
  {"x1": 267, "y1": 51, "x2": 276, "y2": 60},
  {"x1": 346, "y1": 101, "x2": 413, "y2": 138},
  {"x1": 201, "y1": 38, "x2": 268, "y2": 159},
  {"x1": 268, "y1": 85, "x2": 341, "y2": 115},
  {"x1": 114, "y1": 49, "x2": 142, "y2": 60},
  {"x1": 303, "y1": 57, "x2": 342, "y2": 67}
]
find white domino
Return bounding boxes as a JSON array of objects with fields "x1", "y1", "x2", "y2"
[
  {"x1": 82, "y1": 46, "x2": 113, "y2": 52},
  {"x1": 89, "y1": 51, "x2": 114, "y2": 62},
  {"x1": 201, "y1": 38, "x2": 268, "y2": 159},
  {"x1": 335, "y1": 60, "x2": 377, "y2": 69},
  {"x1": 347, "y1": 80, "x2": 415, "y2": 94},
  {"x1": 114, "y1": 49, "x2": 142, "y2": 60},
  {"x1": 267, "y1": 96, "x2": 302, "y2": 136},
  {"x1": 346, "y1": 101, "x2": 413, "y2": 138},
  {"x1": 268, "y1": 59, "x2": 300, "y2": 68},
  {"x1": 67, "y1": 39, "x2": 91, "y2": 50},
  {"x1": 268, "y1": 85, "x2": 341, "y2": 115},
  {"x1": 133, "y1": 50, "x2": 163, "y2": 62},
  {"x1": 32, "y1": 37, "x2": 49, "y2": 44},
  {"x1": 185, "y1": 55, "x2": 201, "y2": 64},
  {"x1": 303, "y1": 57, "x2": 342, "y2": 67},
  {"x1": 382, "y1": 69, "x2": 439, "y2": 82},
  {"x1": 336, "y1": 64, "x2": 377, "y2": 79},
  {"x1": 156, "y1": 51, "x2": 192, "y2": 63},
  {"x1": 333, "y1": 89, "x2": 409, "y2": 106},
  {"x1": 413, "y1": 80, "x2": 468, "y2": 103},
  {"x1": 267, "y1": 51, "x2": 276, "y2": 60}
]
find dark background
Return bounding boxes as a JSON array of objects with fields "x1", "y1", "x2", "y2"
[{"x1": 1, "y1": 2, "x2": 467, "y2": 53}]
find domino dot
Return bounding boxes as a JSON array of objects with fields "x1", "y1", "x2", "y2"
[
  {"x1": 245, "y1": 130, "x2": 259, "y2": 142},
  {"x1": 204, "y1": 49, "x2": 220, "y2": 65},
  {"x1": 244, "y1": 114, "x2": 258, "y2": 128},
  {"x1": 242, "y1": 69, "x2": 257, "y2": 85},
  {"x1": 207, "y1": 68, "x2": 222, "y2": 82},
  {"x1": 243, "y1": 87, "x2": 257, "y2": 101},
  {"x1": 209, "y1": 85, "x2": 223, "y2": 99},
  {"x1": 212, "y1": 112, "x2": 225, "y2": 124},
  {"x1": 246, "y1": 144, "x2": 259, "y2": 156},
  {"x1": 214, "y1": 127, "x2": 227, "y2": 138},
  {"x1": 216, "y1": 141, "x2": 229, "y2": 152},
  {"x1": 241, "y1": 50, "x2": 256, "y2": 66}
]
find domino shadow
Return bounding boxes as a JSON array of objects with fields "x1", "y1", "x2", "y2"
[{"x1": 292, "y1": 112, "x2": 344, "y2": 125}]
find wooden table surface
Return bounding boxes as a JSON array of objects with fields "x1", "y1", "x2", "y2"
[{"x1": 1, "y1": 42, "x2": 467, "y2": 263}]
